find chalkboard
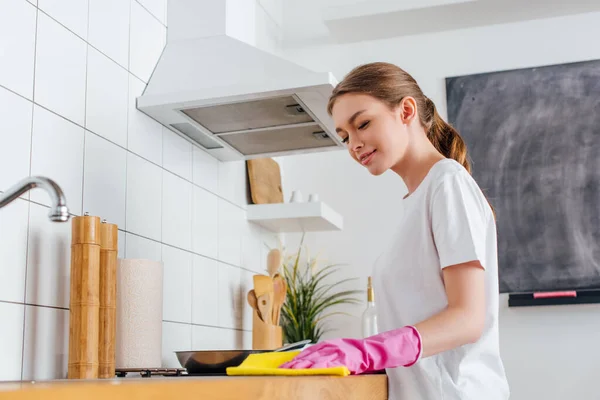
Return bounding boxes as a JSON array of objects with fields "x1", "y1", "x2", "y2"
[{"x1": 445, "y1": 59, "x2": 600, "y2": 293}]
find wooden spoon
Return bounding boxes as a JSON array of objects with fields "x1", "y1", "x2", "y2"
[
  {"x1": 272, "y1": 274, "x2": 287, "y2": 325},
  {"x1": 256, "y1": 293, "x2": 273, "y2": 325},
  {"x1": 247, "y1": 289, "x2": 259, "y2": 312},
  {"x1": 267, "y1": 249, "x2": 281, "y2": 277}
]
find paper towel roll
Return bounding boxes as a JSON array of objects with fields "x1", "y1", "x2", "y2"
[{"x1": 115, "y1": 258, "x2": 163, "y2": 369}]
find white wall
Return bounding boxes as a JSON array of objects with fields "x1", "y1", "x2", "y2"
[
  {"x1": 280, "y1": 11, "x2": 600, "y2": 400},
  {"x1": 0, "y1": 0, "x2": 278, "y2": 381}
]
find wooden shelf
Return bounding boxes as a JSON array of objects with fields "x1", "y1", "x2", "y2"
[{"x1": 247, "y1": 201, "x2": 343, "y2": 233}]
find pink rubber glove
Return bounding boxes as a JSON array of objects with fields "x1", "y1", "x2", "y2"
[{"x1": 279, "y1": 326, "x2": 422, "y2": 375}]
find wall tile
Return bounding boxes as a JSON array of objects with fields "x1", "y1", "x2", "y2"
[
  {"x1": 26, "y1": 203, "x2": 71, "y2": 308},
  {"x1": 0, "y1": 0, "x2": 36, "y2": 99},
  {"x1": 162, "y1": 171, "x2": 192, "y2": 251},
  {"x1": 22, "y1": 305, "x2": 69, "y2": 380},
  {"x1": 85, "y1": 47, "x2": 129, "y2": 147},
  {"x1": 240, "y1": 268, "x2": 254, "y2": 331},
  {"x1": 129, "y1": 1, "x2": 166, "y2": 82},
  {"x1": 0, "y1": 199, "x2": 29, "y2": 303},
  {"x1": 30, "y1": 105, "x2": 84, "y2": 216},
  {"x1": 0, "y1": 302, "x2": 25, "y2": 381},
  {"x1": 137, "y1": 0, "x2": 166, "y2": 24},
  {"x1": 242, "y1": 221, "x2": 262, "y2": 274},
  {"x1": 192, "y1": 255, "x2": 218, "y2": 326},
  {"x1": 126, "y1": 152, "x2": 162, "y2": 241},
  {"x1": 192, "y1": 325, "x2": 242, "y2": 350},
  {"x1": 192, "y1": 186, "x2": 218, "y2": 259},
  {"x1": 125, "y1": 232, "x2": 161, "y2": 262},
  {"x1": 217, "y1": 199, "x2": 243, "y2": 266},
  {"x1": 88, "y1": 0, "x2": 129, "y2": 68},
  {"x1": 162, "y1": 245, "x2": 192, "y2": 324},
  {"x1": 0, "y1": 86, "x2": 32, "y2": 193},
  {"x1": 34, "y1": 12, "x2": 87, "y2": 126},
  {"x1": 217, "y1": 263, "x2": 241, "y2": 329},
  {"x1": 82, "y1": 131, "x2": 127, "y2": 227},
  {"x1": 162, "y1": 322, "x2": 190, "y2": 368},
  {"x1": 38, "y1": 0, "x2": 89, "y2": 40},
  {"x1": 127, "y1": 74, "x2": 162, "y2": 165},
  {"x1": 192, "y1": 146, "x2": 218, "y2": 194},
  {"x1": 218, "y1": 160, "x2": 248, "y2": 208},
  {"x1": 163, "y1": 128, "x2": 192, "y2": 181}
]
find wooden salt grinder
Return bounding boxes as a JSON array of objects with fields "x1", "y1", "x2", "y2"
[
  {"x1": 68, "y1": 214, "x2": 101, "y2": 379},
  {"x1": 99, "y1": 220, "x2": 118, "y2": 379}
]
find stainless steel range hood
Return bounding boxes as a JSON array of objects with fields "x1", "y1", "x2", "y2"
[{"x1": 137, "y1": 0, "x2": 344, "y2": 161}]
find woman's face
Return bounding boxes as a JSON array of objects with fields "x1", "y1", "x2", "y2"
[{"x1": 331, "y1": 93, "x2": 412, "y2": 176}]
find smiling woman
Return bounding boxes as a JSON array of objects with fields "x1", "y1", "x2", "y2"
[{"x1": 279, "y1": 62, "x2": 510, "y2": 400}]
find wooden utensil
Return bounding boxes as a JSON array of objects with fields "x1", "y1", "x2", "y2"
[
  {"x1": 247, "y1": 289, "x2": 262, "y2": 321},
  {"x1": 272, "y1": 274, "x2": 287, "y2": 325},
  {"x1": 267, "y1": 249, "x2": 281, "y2": 277},
  {"x1": 253, "y1": 275, "x2": 274, "y2": 298},
  {"x1": 246, "y1": 158, "x2": 284, "y2": 204},
  {"x1": 256, "y1": 293, "x2": 273, "y2": 326}
]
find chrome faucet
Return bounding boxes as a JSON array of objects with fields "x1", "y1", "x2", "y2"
[{"x1": 0, "y1": 176, "x2": 70, "y2": 222}]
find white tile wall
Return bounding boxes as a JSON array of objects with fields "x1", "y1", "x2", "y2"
[
  {"x1": 163, "y1": 128, "x2": 193, "y2": 181},
  {"x1": 126, "y1": 152, "x2": 162, "y2": 241},
  {"x1": 137, "y1": 0, "x2": 167, "y2": 25},
  {"x1": 0, "y1": 86, "x2": 32, "y2": 193},
  {"x1": 0, "y1": 302, "x2": 25, "y2": 381},
  {"x1": 85, "y1": 46, "x2": 129, "y2": 147},
  {"x1": 217, "y1": 262, "x2": 242, "y2": 329},
  {"x1": 193, "y1": 147, "x2": 218, "y2": 193},
  {"x1": 22, "y1": 305, "x2": 69, "y2": 380},
  {"x1": 129, "y1": 0, "x2": 166, "y2": 82},
  {"x1": 192, "y1": 186, "x2": 218, "y2": 259},
  {"x1": 162, "y1": 171, "x2": 192, "y2": 251},
  {"x1": 127, "y1": 74, "x2": 163, "y2": 165},
  {"x1": 82, "y1": 131, "x2": 127, "y2": 227},
  {"x1": 88, "y1": 0, "x2": 130, "y2": 69},
  {"x1": 26, "y1": 202, "x2": 72, "y2": 309},
  {"x1": 0, "y1": 199, "x2": 29, "y2": 304},
  {"x1": 162, "y1": 245, "x2": 192, "y2": 324},
  {"x1": 34, "y1": 12, "x2": 87, "y2": 126},
  {"x1": 38, "y1": 0, "x2": 89, "y2": 40},
  {"x1": 125, "y1": 232, "x2": 161, "y2": 261},
  {"x1": 192, "y1": 255, "x2": 218, "y2": 326},
  {"x1": 0, "y1": 0, "x2": 36, "y2": 99},
  {"x1": 162, "y1": 322, "x2": 191, "y2": 368},
  {"x1": 0, "y1": 0, "x2": 280, "y2": 381},
  {"x1": 30, "y1": 105, "x2": 85, "y2": 215},
  {"x1": 218, "y1": 199, "x2": 244, "y2": 266}
]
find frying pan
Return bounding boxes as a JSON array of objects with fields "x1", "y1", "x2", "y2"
[{"x1": 176, "y1": 340, "x2": 312, "y2": 375}]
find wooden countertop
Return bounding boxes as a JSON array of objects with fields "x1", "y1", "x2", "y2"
[{"x1": 0, "y1": 374, "x2": 388, "y2": 400}]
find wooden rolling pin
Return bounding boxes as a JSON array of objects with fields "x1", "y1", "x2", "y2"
[
  {"x1": 99, "y1": 220, "x2": 118, "y2": 379},
  {"x1": 68, "y1": 214, "x2": 101, "y2": 379}
]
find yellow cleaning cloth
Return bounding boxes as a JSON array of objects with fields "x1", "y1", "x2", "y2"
[{"x1": 226, "y1": 350, "x2": 350, "y2": 377}]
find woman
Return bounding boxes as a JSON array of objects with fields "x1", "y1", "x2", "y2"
[{"x1": 280, "y1": 62, "x2": 510, "y2": 400}]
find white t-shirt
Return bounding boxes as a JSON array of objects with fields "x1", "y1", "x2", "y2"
[{"x1": 372, "y1": 158, "x2": 510, "y2": 400}]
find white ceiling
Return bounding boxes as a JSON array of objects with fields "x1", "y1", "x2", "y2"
[{"x1": 281, "y1": 0, "x2": 600, "y2": 48}]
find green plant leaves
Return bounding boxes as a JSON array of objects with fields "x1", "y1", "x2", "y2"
[{"x1": 278, "y1": 233, "x2": 361, "y2": 343}]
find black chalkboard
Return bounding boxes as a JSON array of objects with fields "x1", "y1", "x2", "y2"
[{"x1": 445, "y1": 59, "x2": 600, "y2": 293}]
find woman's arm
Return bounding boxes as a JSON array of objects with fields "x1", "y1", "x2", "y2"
[{"x1": 415, "y1": 260, "x2": 486, "y2": 358}]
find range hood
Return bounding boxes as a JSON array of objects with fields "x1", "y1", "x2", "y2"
[{"x1": 137, "y1": 0, "x2": 345, "y2": 161}]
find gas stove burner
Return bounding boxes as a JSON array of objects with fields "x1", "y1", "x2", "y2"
[{"x1": 115, "y1": 368, "x2": 188, "y2": 378}]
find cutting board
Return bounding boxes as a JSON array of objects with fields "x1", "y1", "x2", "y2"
[{"x1": 247, "y1": 158, "x2": 283, "y2": 204}]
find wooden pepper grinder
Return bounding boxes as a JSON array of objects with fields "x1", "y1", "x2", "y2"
[
  {"x1": 99, "y1": 220, "x2": 118, "y2": 379},
  {"x1": 68, "y1": 213, "x2": 101, "y2": 379}
]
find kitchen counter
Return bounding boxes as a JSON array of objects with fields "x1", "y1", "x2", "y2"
[{"x1": 0, "y1": 374, "x2": 388, "y2": 400}]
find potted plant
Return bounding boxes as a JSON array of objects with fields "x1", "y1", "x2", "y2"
[{"x1": 278, "y1": 235, "x2": 362, "y2": 343}]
